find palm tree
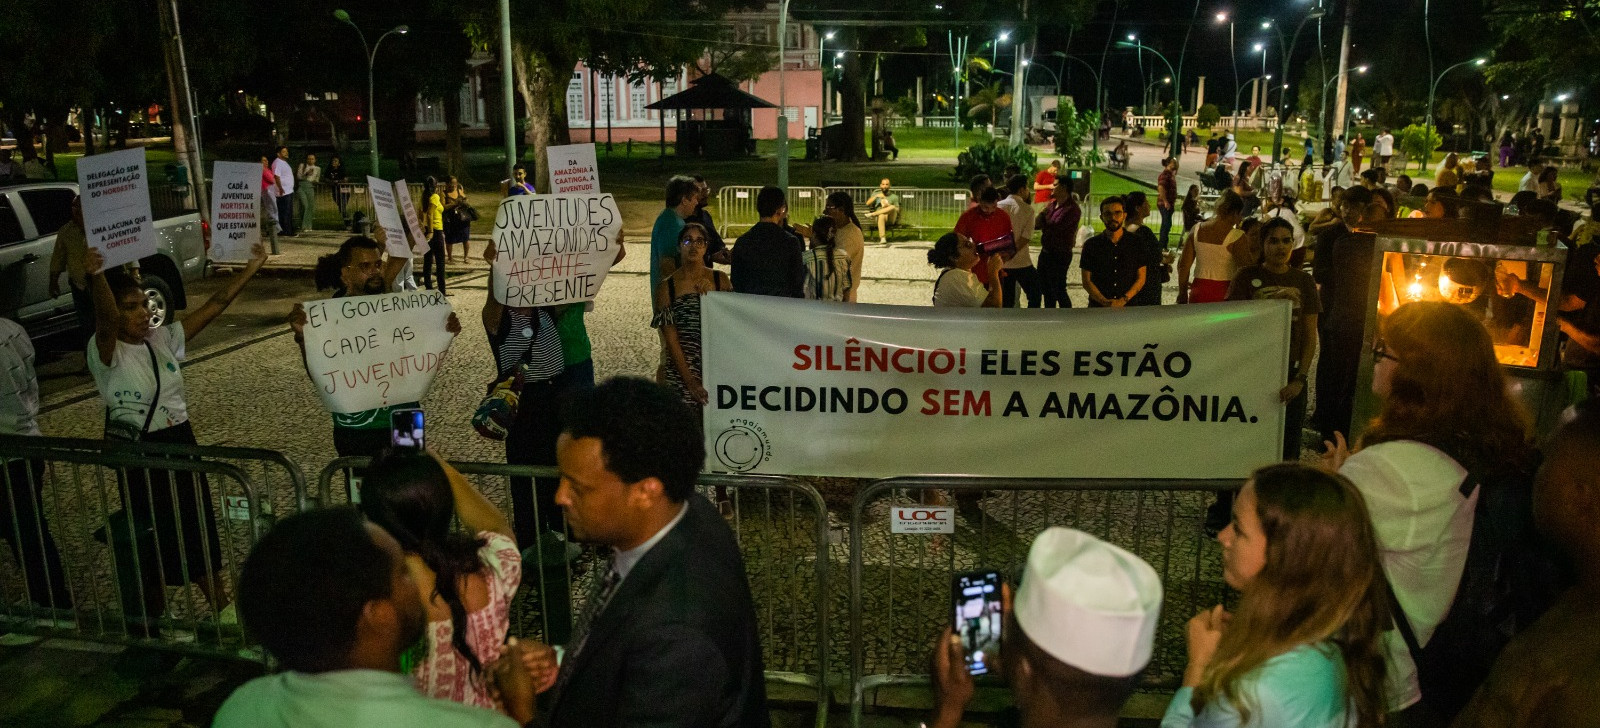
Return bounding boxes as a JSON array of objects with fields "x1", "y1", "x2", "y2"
[{"x1": 966, "y1": 83, "x2": 1013, "y2": 130}]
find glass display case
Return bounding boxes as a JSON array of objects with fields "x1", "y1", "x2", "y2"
[{"x1": 1353, "y1": 232, "x2": 1570, "y2": 437}]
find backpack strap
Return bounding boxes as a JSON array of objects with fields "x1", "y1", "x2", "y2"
[
  {"x1": 933, "y1": 268, "x2": 955, "y2": 304},
  {"x1": 1385, "y1": 577, "x2": 1426, "y2": 661}
]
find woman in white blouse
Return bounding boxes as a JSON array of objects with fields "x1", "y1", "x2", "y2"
[
  {"x1": 928, "y1": 232, "x2": 1001, "y2": 308},
  {"x1": 1321, "y1": 302, "x2": 1534, "y2": 725}
]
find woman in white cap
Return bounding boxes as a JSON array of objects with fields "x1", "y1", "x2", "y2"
[{"x1": 1167, "y1": 463, "x2": 1390, "y2": 728}]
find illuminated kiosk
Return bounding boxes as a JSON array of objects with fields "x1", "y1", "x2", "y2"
[{"x1": 1348, "y1": 216, "x2": 1570, "y2": 439}]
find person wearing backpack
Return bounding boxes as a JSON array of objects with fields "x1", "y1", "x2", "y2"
[
  {"x1": 1451, "y1": 402, "x2": 1599, "y2": 727},
  {"x1": 1321, "y1": 302, "x2": 1541, "y2": 727}
]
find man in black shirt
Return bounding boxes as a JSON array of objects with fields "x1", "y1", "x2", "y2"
[
  {"x1": 1079, "y1": 196, "x2": 1147, "y2": 308},
  {"x1": 686, "y1": 175, "x2": 731, "y2": 267},
  {"x1": 1121, "y1": 191, "x2": 1166, "y2": 306},
  {"x1": 1311, "y1": 186, "x2": 1376, "y2": 442},
  {"x1": 730, "y1": 186, "x2": 807, "y2": 298}
]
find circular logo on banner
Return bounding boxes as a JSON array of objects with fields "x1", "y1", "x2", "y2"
[{"x1": 714, "y1": 423, "x2": 770, "y2": 473}]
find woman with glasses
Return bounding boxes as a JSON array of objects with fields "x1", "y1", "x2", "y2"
[
  {"x1": 1321, "y1": 302, "x2": 1534, "y2": 726},
  {"x1": 823, "y1": 191, "x2": 865, "y2": 301},
  {"x1": 653, "y1": 223, "x2": 730, "y2": 412}
]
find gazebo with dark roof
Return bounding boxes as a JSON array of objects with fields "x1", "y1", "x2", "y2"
[{"x1": 646, "y1": 73, "x2": 776, "y2": 159}]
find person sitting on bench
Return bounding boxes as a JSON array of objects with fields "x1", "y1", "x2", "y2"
[{"x1": 864, "y1": 178, "x2": 901, "y2": 244}]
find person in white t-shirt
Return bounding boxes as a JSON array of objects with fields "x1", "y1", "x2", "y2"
[
  {"x1": 272, "y1": 145, "x2": 297, "y2": 236},
  {"x1": 1374, "y1": 129, "x2": 1395, "y2": 169},
  {"x1": 996, "y1": 174, "x2": 1040, "y2": 308},
  {"x1": 929, "y1": 233, "x2": 1001, "y2": 308},
  {"x1": 0, "y1": 314, "x2": 72, "y2": 609},
  {"x1": 1321, "y1": 301, "x2": 1535, "y2": 725},
  {"x1": 85, "y1": 241, "x2": 270, "y2": 634}
]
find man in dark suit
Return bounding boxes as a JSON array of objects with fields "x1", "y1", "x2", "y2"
[{"x1": 539, "y1": 377, "x2": 769, "y2": 727}]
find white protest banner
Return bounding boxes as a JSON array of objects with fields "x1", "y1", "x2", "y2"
[
  {"x1": 366, "y1": 176, "x2": 411, "y2": 259},
  {"x1": 77, "y1": 147, "x2": 158, "y2": 269},
  {"x1": 208, "y1": 161, "x2": 261, "y2": 263},
  {"x1": 395, "y1": 179, "x2": 428, "y2": 255},
  {"x1": 701, "y1": 295, "x2": 1291, "y2": 479},
  {"x1": 490, "y1": 194, "x2": 621, "y2": 307},
  {"x1": 300, "y1": 290, "x2": 456, "y2": 414},
  {"x1": 546, "y1": 143, "x2": 600, "y2": 195}
]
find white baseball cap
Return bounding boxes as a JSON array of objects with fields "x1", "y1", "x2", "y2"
[{"x1": 1014, "y1": 527, "x2": 1163, "y2": 677}]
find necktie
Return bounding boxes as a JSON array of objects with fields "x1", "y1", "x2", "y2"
[{"x1": 552, "y1": 558, "x2": 621, "y2": 697}]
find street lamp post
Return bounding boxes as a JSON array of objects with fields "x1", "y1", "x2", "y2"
[
  {"x1": 1116, "y1": 40, "x2": 1181, "y2": 160},
  {"x1": 334, "y1": 9, "x2": 407, "y2": 177},
  {"x1": 1217, "y1": 13, "x2": 1237, "y2": 120},
  {"x1": 776, "y1": 0, "x2": 793, "y2": 190},
  {"x1": 1318, "y1": 64, "x2": 1367, "y2": 151},
  {"x1": 1233, "y1": 74, "x2": 1270, "y2": 138},
  {"x1": 1426, "y1": 57, "x2": 1487, "y2": 162},
  {"x1": 820, "y1": 31, "x2": 835, "y2": 118},
  {"x1": 1051, "y1": 52, "x2": 1104, "y2": 165},
  {"x1": 1265, "y1": 8, "x2": 1328, "y2": 167}
]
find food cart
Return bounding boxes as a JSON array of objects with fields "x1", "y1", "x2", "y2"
[{"x1": 1349, "y1": 217, "x2": 1571, "y2": 438}]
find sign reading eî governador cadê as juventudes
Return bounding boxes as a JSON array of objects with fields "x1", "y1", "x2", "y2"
[
  {"x1": 699, "y1": 294, "x2": 1292, "y2": 479},
  {"x1": 300, "y1": 291, "x2": 457, "y2": 414}
]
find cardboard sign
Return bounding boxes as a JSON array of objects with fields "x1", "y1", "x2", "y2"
[
  {"x1": 208, "y1": 161, "x2": 261, "y2": 263},
  {"x1": 395, "y1": 179, "x2": 428, "y2": 255},
  {"x1": 77, "y1": 147, "x2": 158, "y2": 269},
  {"x1": 300, "y1": 291, "x2": 456, "y2": 414},
  {"x1": 366, "y1": 176, "x2": 411, "y2": 259},
  {"x1": 546, "y1": 143, "x2": 600, "y2": 195},
  {"x1": 490, "y1": 194, "x2": 622, "y2": 307}
]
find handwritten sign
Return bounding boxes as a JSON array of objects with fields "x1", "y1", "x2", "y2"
[
  {"x1": 208, "y1": 162, "x2": 261, "y2": 263},
  {"x1": 546, "y1": 143, "x2": 600, "y2": 195},
  {"x1": 491, "y1": 194, "x2": 621, "y2": 307},
  {"x1": 300, "y1": 291, "x2": 456, "y2": 414},
  {"x1": 77, "y1": 148, "x2": 157, "y2": 269},
  {"x1": 395, "y1": 179, "x2": 428, "y2": 255},
  {"x1": 367, "y1": 176, "x2": 411, "y2": 259}
]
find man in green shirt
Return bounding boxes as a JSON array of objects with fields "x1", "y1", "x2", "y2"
[{"x1": 865, "y1": 177, "x2": 902, "y2": 244}]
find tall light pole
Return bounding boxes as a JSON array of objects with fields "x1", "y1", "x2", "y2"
[
  {"x1": 1052, "y1": 52, "x2": 1103, "y2": 164},
  {"x1": 1116, "y1": 39, "x2": 1181, "y2": 160},
  {"x1": 776, "y1": 0, "x2": 792, "y2": 190},
  {"x1": 334, "y1": 9, "x2": 408, "y2": 176},
  {"x1": 1426, "y1": 57, "x2": 1487, "y2": 160},
  {"x1": 1265, "y1": 7, "x2": 1328, "y2": 167},
  {"x1": 820, "y1": 31, "x2": 835, "y2": 117},
  {"x1": 498, "y1": 0, "x2": 515, "y2": 180},
  {"x1": 1217, "y1": 13, "x2": 1237, "y2": 119},
  {"x1": 1318, "y1": 64, "x2": 1367, "y2": 150},
  {"x1": 1233, "y1": 73, "x2": 1270, "y2": 138}
]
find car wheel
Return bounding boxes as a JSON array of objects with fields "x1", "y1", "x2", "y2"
[{"x1": 142, "y1": 273, "x2": 175, "y2": 329}]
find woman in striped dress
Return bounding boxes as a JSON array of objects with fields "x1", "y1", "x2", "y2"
[{"x1": 653, "y1": 223, "x2": 731, "y2": 415}]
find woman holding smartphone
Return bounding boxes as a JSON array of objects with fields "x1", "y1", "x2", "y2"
[
  {"x1": 1164, "y1": 463, "x2": 1390, "y2": 727},
  {"x1": 86, "y1": 241, "x2": 270, "y2": 634},
  {"x1": 359, "y1": 449, "x2": 545, "y2": 712}
]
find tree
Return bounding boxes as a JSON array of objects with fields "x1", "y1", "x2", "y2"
[
  {"x1": 1397, "y1": 123, "x2": 1443, "y2": 171},
  {"x1": 1052, "y1": 97, "x2": 1101, "y2": 166},
  {"x1": 966, "y1": 84, "x2": 1011, "y2": 129},
  {"x1": 1196, "y1": 103, "x2": 1220, "y2": 128}
]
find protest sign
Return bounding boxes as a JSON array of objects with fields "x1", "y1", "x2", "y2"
[
  {"x1": 701, "y1": 295, "x2": 1291, "y2": 479},
  {"x1": 546, "y1": 143, "x2": 600, "y2": 194},
  {"x1": 395, "y1": 179, "x2": 428, "y2": 255},
  {"x1": 366, "y1": 176, "x2": 411, "y2": 259},
  {"x1": 490, "y1": 194, "x2": 621, "y2": 307},
  {"x1": 208, "y1": 161, "x2": 261, "y2": 263},
  {"x1": 300, "y1": 290, "x2": 456, "y2": 414},
  {"x1": 76, "y1": 147, "x2": 157, "y2": 269}
]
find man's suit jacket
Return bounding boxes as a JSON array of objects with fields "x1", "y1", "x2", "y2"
[{"x1": 545, "y1": 496, "x2": 770, "y2": 728}]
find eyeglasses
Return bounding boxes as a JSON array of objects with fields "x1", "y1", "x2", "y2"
[
  {"x1": 1265, "y1": 234, "x2": 1294, "y2": 244},
  {"x1": 1372, "y1": 339, "x2": 1399, "y2": 363},
  {"x1": 681, "y1": 236, "x2": 708, "y2": 245}
]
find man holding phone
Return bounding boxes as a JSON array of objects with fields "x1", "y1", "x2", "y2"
[
  {"x1": 928, "y1": 528, "x2": 1162, "y2": 728},
  {"x1": 953, "y1": 187, "x2": 1015, "y2": 290}
]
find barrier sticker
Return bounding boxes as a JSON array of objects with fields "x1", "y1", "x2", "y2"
[{"x1": 891, "y1": 506, "x2": 955, "y2": 534}]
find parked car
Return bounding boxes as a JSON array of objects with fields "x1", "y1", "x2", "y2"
[{"x1": 0, "y1": 181, "x2": 208, "y2": 337}]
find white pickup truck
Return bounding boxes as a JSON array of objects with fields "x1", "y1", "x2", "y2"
[{"x1": 0, "y1": 181, "x2": 208, "y2": 336}]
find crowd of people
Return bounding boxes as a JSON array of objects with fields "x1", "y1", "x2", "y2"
[{"x1": 4, "y1": 126, "x2": 1600, "y2": 727}]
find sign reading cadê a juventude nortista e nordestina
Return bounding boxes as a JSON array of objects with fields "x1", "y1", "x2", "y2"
[
  {"x1": 300, "y1": 291, "x2": 457, "y2": 414},
  {"x1": 700, "y1": 294, "x2": 1292, "y2": 479}
]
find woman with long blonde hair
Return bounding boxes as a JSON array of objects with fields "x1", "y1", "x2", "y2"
[
  {"x1": 1164, "y1": 463, "x2": 1389, "y2": 728},
  {"x1": 1323, "y1": 302, "x2": 1533, "y2": 725}
]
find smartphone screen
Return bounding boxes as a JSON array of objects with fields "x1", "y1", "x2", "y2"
[
  {"x1": 952, "y1": 570, "x2": 1003, "y2": 676},
  {"x1": 390, "y1": 408, "x2": 425, "y2": 450}
]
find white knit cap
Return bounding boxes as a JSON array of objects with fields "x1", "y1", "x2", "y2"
[{"x1": 1014, "y1": 527, "x2": 1163, "y2": 677}]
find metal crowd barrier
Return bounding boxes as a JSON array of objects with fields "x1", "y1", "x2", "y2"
[
  {"x1": 0, "y1": 436, "x2": 268, "y2": 661},
  {"x1": 316, "y1": 458, "x2": 831, "y2": 728},
  {"x1": 716, "y1": 185, "x2": 979, "y2": 242},
  {"x1": 296, "y1": 181, "x2": 427, "y2": 232},
  {"x1": 846, "y1": 476, "x2": 1237, "y2": 726}
]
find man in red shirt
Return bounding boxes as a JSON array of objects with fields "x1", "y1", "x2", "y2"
[
  {"x1": 954, "y1": 187, "x2": 1014, "y2": 287},
  {"x1": 1156, "y1": 156, "x2": 1179, "y2": 246},
  {"x1": 1033, "y1": 160, "x2": 1060, "y2": 204}
]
